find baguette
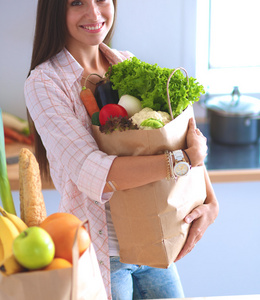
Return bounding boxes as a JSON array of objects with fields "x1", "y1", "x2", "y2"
[{"x1": 19, "y1": 148, "x2": 46, "y2": 226}]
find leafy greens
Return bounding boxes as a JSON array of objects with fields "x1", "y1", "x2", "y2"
[{"x1": 107, "y1": 57, "x2": 205, "y2": 118}]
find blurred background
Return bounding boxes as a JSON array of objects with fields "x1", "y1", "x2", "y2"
[{"x1": 1, "y1": 0, "x2": 260, "y2": 298}]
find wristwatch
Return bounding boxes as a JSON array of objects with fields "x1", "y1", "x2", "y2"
[{"x1": 172, "y1": 150, "x2": 190, "y2": 177}]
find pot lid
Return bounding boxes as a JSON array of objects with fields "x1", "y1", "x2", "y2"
[{"x1": 205, "y1": 87, "x2": 260, "y2": 116}]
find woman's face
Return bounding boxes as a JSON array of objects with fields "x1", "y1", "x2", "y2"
[{"x1": 66, "y1": 0, "x2": 114, "y2": 48}]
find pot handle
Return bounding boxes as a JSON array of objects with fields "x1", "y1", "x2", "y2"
[{"x1": 166, "y1": 67, "x2": 189, "y2": 120}]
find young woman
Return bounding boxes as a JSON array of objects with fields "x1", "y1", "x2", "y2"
[{"x1": 25, "y1": 0, "x2": 219, "y2": 299}]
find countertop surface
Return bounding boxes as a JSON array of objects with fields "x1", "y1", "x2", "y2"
[
  {"x1": 197, "y1": 123, "x2": 260, "y2": 170},
  {"x1": 6, "y1": 123, "x2": 260, "y2": 190},
  {"x1": 197, "y1": 122, "x2": 260, "y2": 182}
]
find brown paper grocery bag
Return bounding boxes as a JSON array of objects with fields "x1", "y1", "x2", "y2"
[
  {"x1": 92, "y1": 105, "x2": 207, "y2": 268},
  {"x1": 93, "y1": 102, "x2": 194, "y2": 157},
  {"x1": 0, "y1": 220, "x2": 107, "y2": 300}
]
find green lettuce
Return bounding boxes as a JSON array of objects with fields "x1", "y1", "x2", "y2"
[{"x1": 107, "y1": 57, "x2": 205, "y2": 118}]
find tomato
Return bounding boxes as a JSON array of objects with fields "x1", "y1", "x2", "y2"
[{"x1": 99, "y1": 104, "x2": 128, "y2": 125}]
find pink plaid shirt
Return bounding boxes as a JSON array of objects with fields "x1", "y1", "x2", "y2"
[{"x1": 24, "y1": 43, "x2": 132, "y2": 299}]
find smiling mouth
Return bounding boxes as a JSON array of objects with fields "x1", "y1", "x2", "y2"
[{"x1": 81, "y1": 22, "x2": 104, "y2": 31}]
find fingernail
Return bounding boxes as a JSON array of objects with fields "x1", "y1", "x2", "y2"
[{"x1": 185, "y1": 216, "x2": 192, "y2": 223}]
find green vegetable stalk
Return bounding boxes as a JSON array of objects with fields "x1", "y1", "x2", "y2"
[
  {"x1": 107, "y1": 57, "x2": 205, "y2": 118},
  {"x1": 0, "y1": 108, "x2": 16, "y2": 215}
]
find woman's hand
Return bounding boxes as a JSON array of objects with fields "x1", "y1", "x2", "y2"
[
  {"x1": 174, "y1": 198, "x2": 218, "y2": 262},
  {"x1": 185, "y1": 118, "x2": 208, "y2": 167},
  {"x1": 174, "y1": 166, "x2": 219, "y2": 262}
]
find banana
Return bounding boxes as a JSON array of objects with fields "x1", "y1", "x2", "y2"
[
  {"x1": 0, "y1": 254, "x2": 25, "y2": 275},
  {"x1": 0, "y1": 216, "x2": 20, "y2": 261},
  {"x1": 0, "y1": 238, "x2": 4, "y2": 264},
  {"x1": 0, "y1": 216, "x2": 26, "y2": 275},
  {"x1": 0, "y1": 206, "x2": 28, "y2": 233}
]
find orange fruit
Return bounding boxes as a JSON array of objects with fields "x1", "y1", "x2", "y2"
[
  {"x1": 40, "y1": 213, "x2": 90, "y2": 263},
  {"x1": 43, "y1": 258, "x2": 72, "y2": 271}
]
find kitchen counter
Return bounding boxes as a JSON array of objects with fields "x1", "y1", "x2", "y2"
[
  {"x1": 197, "y1": 122, "x2": 260, "y2": 182},
  {"x1": 6, "y1": 124, "x2": 260, "y2": 191}
]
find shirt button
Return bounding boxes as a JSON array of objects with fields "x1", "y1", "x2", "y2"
[
  {"x1": 99, "y1": 260, "x2": 104, "y2": 265},
  {"x1": 98, "y1": 230, "x2": 103, "y2": 235},
  {"x1": 94, "y1": 201, "x2": 99, "y2": 205}
]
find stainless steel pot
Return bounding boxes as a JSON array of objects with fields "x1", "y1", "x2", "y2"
[{"x1": 204, "y1": 87, "x2": 260, "y2": 145}]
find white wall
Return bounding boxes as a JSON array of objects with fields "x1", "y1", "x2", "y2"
[
  {"x1": 0, "y1": 0, "x2": 37, "y2": 119},
  {"x1": 177, "y1": 181, "x2": 260, "y2": 297},
  {"x1": 112, "y1": 0, "x2": 203, "y2": 119},
  {"x1": 0, "y1": 0, "x2": 203, "y2": 120},
  {"x1": 12, "y1": 190, "x2": 60, "y2": 218},
  {"x1": 112, "y1": 0, "x2": 197, "y2": 74}
]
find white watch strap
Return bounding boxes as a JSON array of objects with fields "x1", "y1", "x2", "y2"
[{"x1": 172, "y1": 150, "x2": 184, "y2": 162}]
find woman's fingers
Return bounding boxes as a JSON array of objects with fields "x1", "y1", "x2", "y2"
[
  {"x1": 174, "y1": 204, "x2": 212, "y2": 262},
  {"x1": 188, "y1": 118, "x2": 206, "y2": 139},
  {"x1": 184, "y1": 206, "x2": 202, "y2": 224},
  {"x1": 186, "y1": 118, "x2": 208, "y2": 167},
  {"x1": 188, "y1": 117, "x2": 196, "y2": 130},
  {"x1": 188, "y1": 118, "x2": 202, "y2": 134},
  {"x1": 174, "y1": 222, "x2": 203, "y2": 262},
  {"x1": 195, "y1": 128, "x2": 202, "y2": 135}
]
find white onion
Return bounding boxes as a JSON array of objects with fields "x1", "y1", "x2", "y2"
[{"x1": 118, "y1": 95, "x2": 142, "y2": 117}]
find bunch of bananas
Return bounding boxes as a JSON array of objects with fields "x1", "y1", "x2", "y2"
[{"x1": 0, "y1": 206, "x2": 28, "y2": 275}]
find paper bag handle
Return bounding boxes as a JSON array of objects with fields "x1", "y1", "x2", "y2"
[
  {"x1": 71, "y1": 219, "x2": 90, "y2": 300},
  {"x1": 166, "y1": 67, "x2": 189, "y2": 120}
]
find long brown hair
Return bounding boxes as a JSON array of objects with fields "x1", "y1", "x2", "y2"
[{"x1": 27, "y1": 0, "x2": 117, "y2": 180}]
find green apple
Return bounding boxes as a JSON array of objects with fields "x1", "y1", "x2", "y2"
[{"x1": 13, "y1": 226, "x2": 55, "y2": 270}]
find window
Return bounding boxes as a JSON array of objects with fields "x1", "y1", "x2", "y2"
[{"x1": 196, "y1": 0, "x2": 260, "y2": 95}]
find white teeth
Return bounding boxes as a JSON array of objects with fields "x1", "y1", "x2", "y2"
[{"x1": 83, "y1": 23, "x2": 103, "y2": 31}]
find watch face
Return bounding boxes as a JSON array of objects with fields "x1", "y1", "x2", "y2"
[{"x1": 174, "y1": 162, "x2": 190, "y2": 176}]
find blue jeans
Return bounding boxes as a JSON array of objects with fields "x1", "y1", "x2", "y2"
[{"x1": 110, "y1": 257, "x2": 185, "y2": 299}]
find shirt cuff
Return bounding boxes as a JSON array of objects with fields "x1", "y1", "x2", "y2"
[{"x1": 77, "y1": 151, "x2": 117, "y2": 204}]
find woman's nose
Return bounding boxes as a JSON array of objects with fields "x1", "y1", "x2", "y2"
[{"x1": 85, "y1": 3, "x2": 101, "y2": 20}]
